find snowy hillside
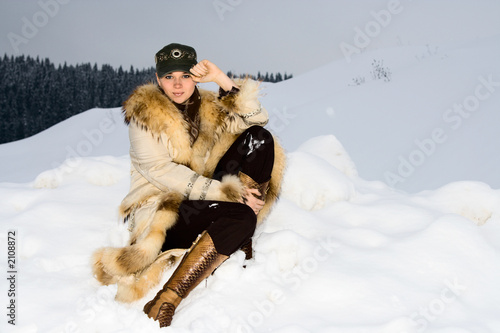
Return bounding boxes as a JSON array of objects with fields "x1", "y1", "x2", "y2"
[
  {"x1": 261, "y1": 35, "x2": 500, "y2": 193},
  {"x1": 0, "y1": 108, "x2": 129, "y2": 184},
  {"x1": 1, "y1": 125, "x2": 500, "y2": 332}
]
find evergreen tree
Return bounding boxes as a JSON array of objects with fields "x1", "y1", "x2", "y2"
[{"x1": 0, "y1": 54, "x2": 289, "y2": 144}]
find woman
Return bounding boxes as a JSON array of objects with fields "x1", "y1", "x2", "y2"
[{"x1": 92, "y1": 43, "x2": 285, "y2": 327}]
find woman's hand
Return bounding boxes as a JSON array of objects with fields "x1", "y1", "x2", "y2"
[
  {"x1": 190, "y1": 59, "x2": 236, "y2": 91},
  {"x1": 240, "y1": 188, "x2": 265, "y2": 215}
]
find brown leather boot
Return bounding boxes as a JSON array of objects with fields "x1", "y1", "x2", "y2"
[
  {"x1": 238, "y1": 171, "x2": 270, "y2": 202},
  {"x1": 238, "y1": 172, "x2": 270, "y2": 260},
  {"x1": 240, "y1": 239, "x2": 253, "y2": 261},
  {"x1": 143, "y1": 231, "x2": 228, "y2": 327}
]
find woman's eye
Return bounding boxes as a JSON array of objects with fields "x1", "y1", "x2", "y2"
[
  {"x1": 165, "y1": 75, "x2": 173, "y2": 80},
  {"x1": 182, "y1": 74, "x2": 191, "y2": 79}
]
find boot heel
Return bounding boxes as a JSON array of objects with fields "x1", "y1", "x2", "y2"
[{"x1": 144, "y1": 231, "x2": 228, "y2": 327}]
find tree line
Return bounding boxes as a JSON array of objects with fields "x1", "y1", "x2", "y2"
[
  {"x1": 0, "y1": 54, "x2": 292, "y2": 144},
  {"x1": 227, "y1": 71, "x2": 293, "y2": 83}
]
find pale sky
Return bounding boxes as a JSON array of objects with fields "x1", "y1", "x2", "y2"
[{"x1": 1, "y1": 0, "x2": 500, "y2": 76}]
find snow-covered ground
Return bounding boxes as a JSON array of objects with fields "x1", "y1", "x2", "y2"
[
  {"x1": 1, "y1": 122, "x2": 500, "y2": 333},
  {"x1": 2, "y1": 4, "x2": 500, "y2": 332}
]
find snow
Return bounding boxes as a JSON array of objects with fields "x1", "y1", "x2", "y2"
[
  {"x1": 2, "y1": 4, "x2": 500, "y2": 332},
  {"x1": 2, "y1": 130, "x2": 500, "y2": 332},
  {"x1": 260, "y1": 36, "x2": 500, "y2": 193},
  {"x1": 0, "y1": 108, "x2": 129, "y2": 184}
]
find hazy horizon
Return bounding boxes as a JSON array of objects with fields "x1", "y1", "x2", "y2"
[{"x1": 2, "y1": 0, "x2": 499, "y2": 76}]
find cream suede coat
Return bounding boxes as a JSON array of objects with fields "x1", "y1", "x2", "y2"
[{"x1": 92, "y1": 79, "x2": 286, "y2": 302}]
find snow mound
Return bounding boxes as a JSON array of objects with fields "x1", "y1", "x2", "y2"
[
  {"x1": 281, "y1": 142, "x2": 357, "y2": 210},
  {"x1": 415, "y1": 181, "x2": 500, "y2": 225},
  {"x1": 33, "y1": 155, "x2": 130, "y2": 189},
  {"x1": 295, "y1": 135, "x2": 358, "y2": 177}
]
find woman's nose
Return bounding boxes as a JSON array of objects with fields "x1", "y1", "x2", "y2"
[{"x1": 173, "y1": 78, "x2": 182, "y2": 87}]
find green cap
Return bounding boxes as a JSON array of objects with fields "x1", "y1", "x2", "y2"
[{"x1": 155, "y1": 43, "x2": 197, "y2": 78}]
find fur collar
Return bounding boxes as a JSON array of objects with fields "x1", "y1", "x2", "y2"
[
  {"x1": 123, "y1": 82, "x2": 226, "y2": 137},
  {"x1": 124, "y1": 83, "x2": 188, "y2": 136},
  {"x1": 122, "y1": 83, "x2": 226, "y2": 173}
]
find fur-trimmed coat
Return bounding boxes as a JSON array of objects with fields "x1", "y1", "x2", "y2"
[{"x1": 92, "y1": 79, "x2": 286, "y2": 302}]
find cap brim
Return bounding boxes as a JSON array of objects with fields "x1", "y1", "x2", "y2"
[{"x1": 157, "y1": 64, "x2": 193, "y2": 78}]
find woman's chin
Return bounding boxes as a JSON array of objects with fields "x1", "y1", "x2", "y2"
[{"x1": 171, "y1": 96, "x2": 188, "y2": 104}]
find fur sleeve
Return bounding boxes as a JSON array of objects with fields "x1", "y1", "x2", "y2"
[{"x1": 216, "y1": 79, "x2": 269, "y2": 133}]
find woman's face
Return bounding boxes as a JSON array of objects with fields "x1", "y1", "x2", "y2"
[{"x1": 156, "y1": 71, "x2": 196, "y2": 104}]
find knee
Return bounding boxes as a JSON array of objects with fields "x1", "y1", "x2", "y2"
[
  {"x1": 238, "y1": 203, "x2": 257, "y2": 236},
  {"x1": 242, "y1": 126, "x2": 275, "y2": 159}
]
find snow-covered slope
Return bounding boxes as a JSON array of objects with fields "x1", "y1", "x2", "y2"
[
  {"x1": 1, "y1": 133, "x2": 500, "y2": 333},
  {"x1": 0, "y1": 108, "x2": 129, "y2": 184},
  {"x1": 261, "y1": 35, "x2": 500, "y2": 193}
]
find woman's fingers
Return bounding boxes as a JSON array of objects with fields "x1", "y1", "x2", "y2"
[
  {"x1": 189, "y1": 60, "x2": 224, "y2": 83},
  {"x1": 243, "y1": 188, "x2": 265, "y2": 215},
  {"x1": 190, "y1": 63, "x2": 207, "y2": 76}
]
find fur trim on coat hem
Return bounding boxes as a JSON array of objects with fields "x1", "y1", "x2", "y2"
[
  {"x1": 92, "y1": 192, "x2": 183, "y2": 283},
  {"x1": 115, "y1": 248, "x2": 185, "y2": 303}
]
